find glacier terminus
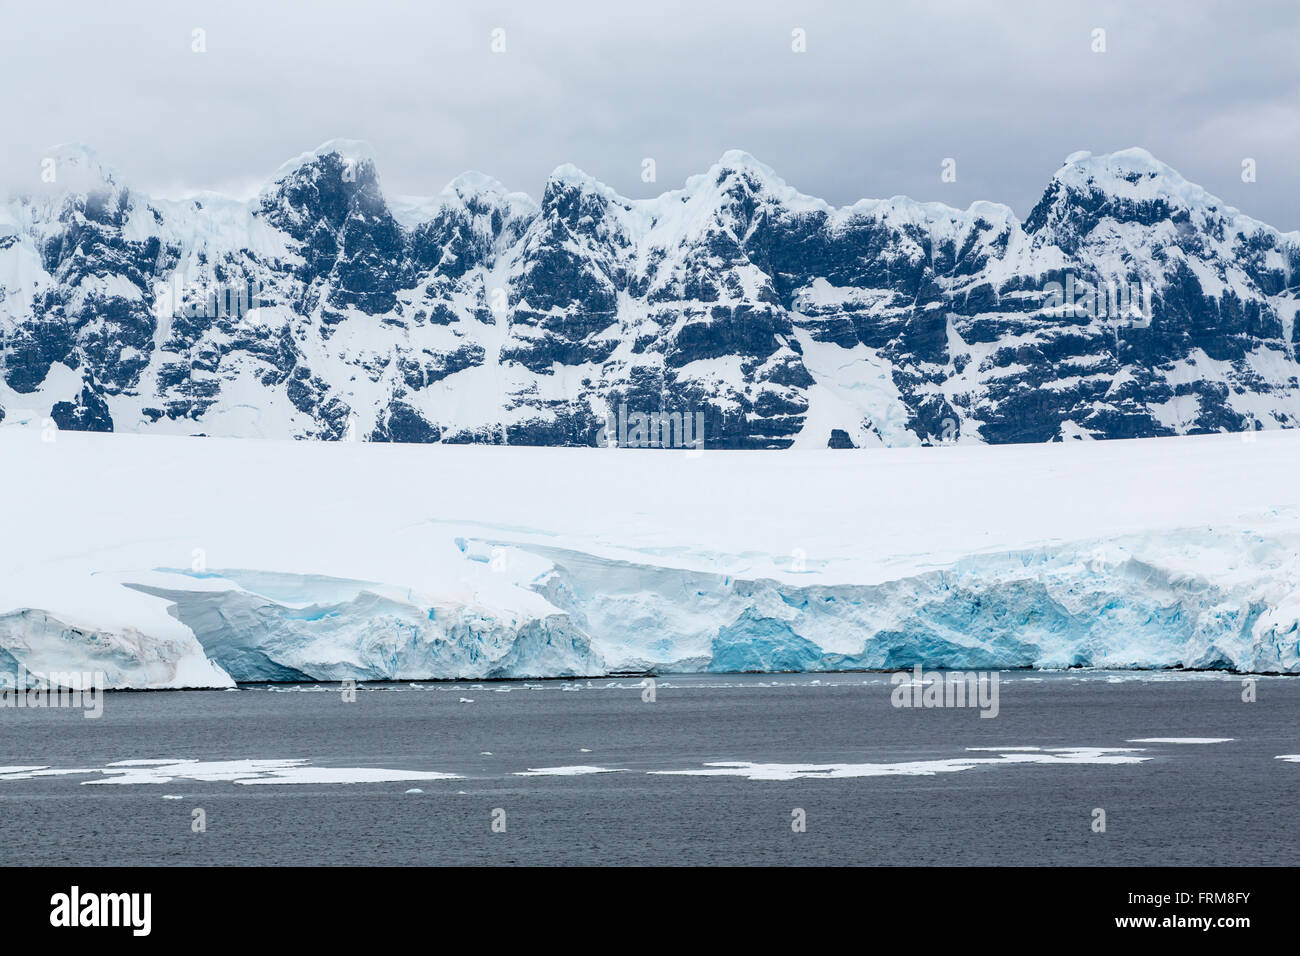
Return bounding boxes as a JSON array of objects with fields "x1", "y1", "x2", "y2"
[{"x1": 1, "y1": 427, "x2": 1297, "y2": 687}]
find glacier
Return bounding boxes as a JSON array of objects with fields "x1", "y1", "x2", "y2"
[{"x1": 1, "y1": 426, "x2": 1298, "y2": 687}]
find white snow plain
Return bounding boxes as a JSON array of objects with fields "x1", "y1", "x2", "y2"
[{"x1": 2, "y1": 426, "x2": 1299, "y2": 687}]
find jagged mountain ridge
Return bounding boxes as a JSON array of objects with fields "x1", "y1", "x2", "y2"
[{"x1": 1, "y1": 141, "x2": 1297, "y2": 447}]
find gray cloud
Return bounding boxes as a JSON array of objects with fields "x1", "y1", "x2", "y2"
[{"x1": 2, "y1": 0, "x2": 1296, "y2": 228}]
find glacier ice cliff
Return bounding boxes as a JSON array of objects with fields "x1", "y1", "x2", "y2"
[
  {"x1": 1, "y1": 429, "x2": 1298, "y2": 686},
  {"x1": 0, "y1": 608, "x2": 232, "y2": 690},
  {"x1": 127, "y1": 573, "x2": 603, "y2": 682},
  {"x1": 4, "y1": 526, "x2": 1294, "y2": 688},
  {"x1": 523, "y1": 532, "x2": 1300, "y2": 675}
]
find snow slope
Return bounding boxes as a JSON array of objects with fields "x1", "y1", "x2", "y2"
[{"x1": 1, "y1": 426, "x2": 1298, "y2": 686}]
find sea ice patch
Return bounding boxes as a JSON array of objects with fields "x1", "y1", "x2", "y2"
[
  {"x1": 1127, "y1": 737, "x2": 1234, "y2": 744},
  {"x1": 0, "y1": 757, "x2": 460, "y2": 786},
  {"x1": 514, "y1": 765, "x2": 627, "y2": 776},
  {"x1": 649, "y1": 746, "x2": 1150, "y2": 781}
]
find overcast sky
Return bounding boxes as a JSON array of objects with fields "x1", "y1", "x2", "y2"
[{"x1": 2, "y1": 0, "x2": 1297, "y2": 228}]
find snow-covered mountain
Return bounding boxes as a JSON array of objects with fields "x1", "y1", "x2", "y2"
[{"x1": 2, "y1": 142, "x2": 1298, "y2": 447}]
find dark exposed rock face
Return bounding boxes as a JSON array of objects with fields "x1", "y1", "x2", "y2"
[
  {"x1": 2, "y1": 143, "x2": 1297, "y2": 446},
  {"x1": 50, "y1": 377, "x2": 114, "y2": 432}
]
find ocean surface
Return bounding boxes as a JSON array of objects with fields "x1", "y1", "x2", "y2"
[{"x1": 2, "y1": 671, "x2": 1296, "y2": 866}]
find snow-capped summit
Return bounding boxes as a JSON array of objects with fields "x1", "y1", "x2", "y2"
[
  {"x1": 1045, "y1": 147, "x2": 1250, "y2": 224},
  {"x1": 1, "y1": 142, "x2": 1297, "y2": 448},
  {"x1": 688, "y1": 148, "x2": 825, "y2": 215},
  {"x1": 540, "y1": 163, "x2": 634, "y2": 235},
  {"x1": 269, "y1": 138, "x2": 379, "y2": 183},
  {"x1": 545, "y1": 161, "x2": 614, "y2": 192},
  {"x1": 703, "y1": 149, "x2": 785, "y2": 189},
  {"x1": 43, "y1": 142, "x2": 122, "y2": 192},
  {"x1": 440, "y1": 170, "x2": 533, "y2": 210}
]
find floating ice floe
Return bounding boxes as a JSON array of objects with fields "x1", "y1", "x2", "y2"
[
  {"x1": 515, "y1": 766, "x2": 628, "y2": 776},
  {"x1": 0, "y1": 757, "x2": 460, "y2": 786},
  {"x1": 649, "y1": 747, "x2": 1152, "y2": 781}
]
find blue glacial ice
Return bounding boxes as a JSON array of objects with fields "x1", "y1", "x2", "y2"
[
  {"x1": 1, "y1": 524, "x2": 1288, "y2": 688},
  {"x1": 525, "y1": 530, "x2": 1300, "y2": 676}
]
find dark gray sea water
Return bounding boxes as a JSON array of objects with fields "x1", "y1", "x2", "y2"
[{"x1": 2, "y1": 672, "x2": 1296, "y2": 866}]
